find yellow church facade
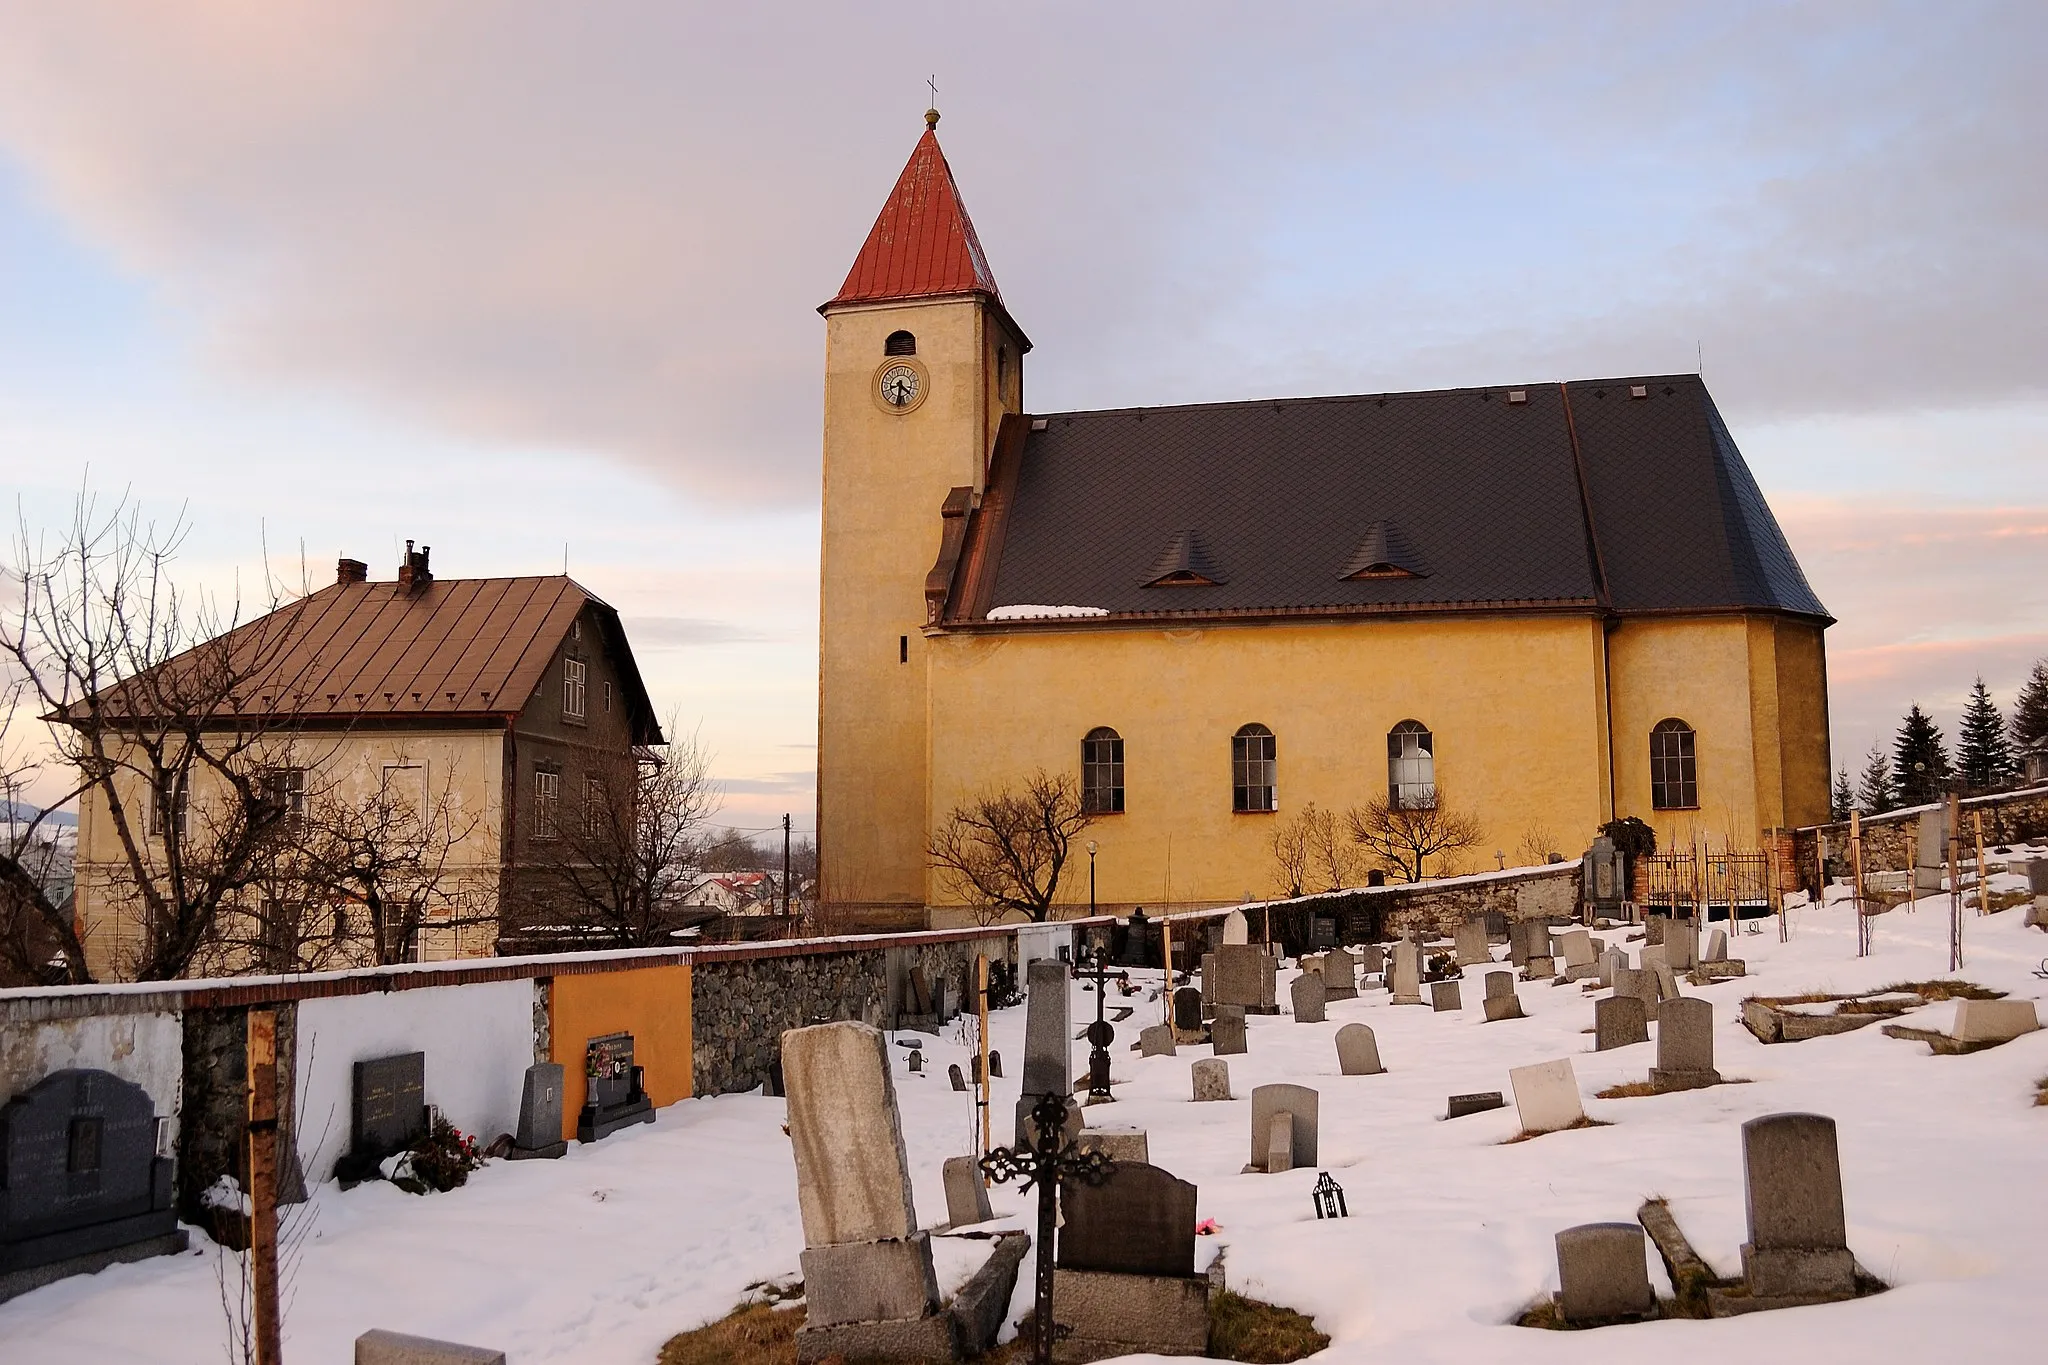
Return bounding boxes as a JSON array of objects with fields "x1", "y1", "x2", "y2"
[{"x1": 817, "y1": 116, "x2": 1832, "y2": 925}]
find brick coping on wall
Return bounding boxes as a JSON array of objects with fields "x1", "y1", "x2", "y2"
[{"x1": 0, "y1": 860, "x2": 1578, "y2": 1018}]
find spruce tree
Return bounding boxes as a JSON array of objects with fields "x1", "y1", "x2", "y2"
[
  {"x1": 1830, "y1": 768, "x2": 1853, "y2": 821},
  {"x1": 2013, "y1": 657, "x2": 2048, "y2": 756},
  {"x1": 1957, "y1": 676, "x2": 2014, "y2": 790},
  {"x1": 1891, "y1": 704, "x2": 1952, "y2": 807},
  {"x1": 1856, "y1": 742, "x2": 1894, "y2": 814}
]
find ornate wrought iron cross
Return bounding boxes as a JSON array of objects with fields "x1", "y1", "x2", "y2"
[
  {"x1": 1081, "y1": 943, "x2": 1124, "y2": 1098},
  {"x1": 980, "y1": 1090, "x2": 1116, "y2": 1365}
]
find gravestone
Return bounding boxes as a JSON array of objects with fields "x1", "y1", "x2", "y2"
[
  {"x1": 1210, "y1": 1015, "x2": 1247, "y2": 1056},
  {"x1": 1555, "y1": 1223, "x2": 1654, "y2": 1323},
  {"x1": 1211, "y1": 943, "x2": 1278, "y2": 1013},
  {"x1": 0, "y1": 1069, "x2": 184, "y2": 1304},
  {"x1": 2030, "y1": 857, "x2": 2048, "y2": 895},
  {"x1": 1389, "y1": 941, "x2": 1424, "y2": 1005},
  {"x1": 1651, "y1": 997, "x2": 1721, "y2": 1092},
  {"x1": 783, "y1": 1022, "x2": 949, "y2": 1357},
  {"x1": 508, "y1": 1062, "x2": 567, "y2": 1160},
  {"x1": 1321, "y1": 946, "x2": 1358, "y2": 999},
  {"x1": 1454, "y1": 919, "x2": 1491, "y2": 966},
  {"x1": 1022, "y1": 960, "x2": 1071, "y2": 1096},
  {"x1": 1644, "y1": 914, "x2": 1668, "y2": 946},
  {"x1": 577, "y1": 1032, "x2": 655, "y2": 1142},
  {"x1": 1191, "y1": 1058, "x2": 1232, "y2": 1101},
  {"x1": 949, "y1": 1064, "x2": 968, "y2": 1092},
  {"x1": 988, "y1": 1051, "x2": 1002, "y2": 1079},
  {"x1": 1705, "y1": 928, "x2": 1730, "y2": 963},
  {"x1": 1613, "y1": 965, "x2": 1659, "y2": 1022},
  {"x1": 1059, "y1": 1161, "x2": 1195, "y2": 1277},
  {"x1": 1597, "y1": 949, "x2": 1622, "y2": 989},
  {"x1": 1582, "y1": 836, "x2": 1627, "y2": 918},
  {"x1": 1665, "y1": 928, "x2": 1696, "y2": 972},
  {"x1": 355, "y1": 1329, "x2": 506, "y2": 1364},
  {"x1": 1594, "y1": 995, "x2": 1650, "y2": 1051},
  {"x1": 1139, "y1": 1024, "x2": 1176, "y2": 1057},
  {"x1": 1172, "y1": 986, "x2": 1205, "y2": 1039},
  {"x1": 1651, "y1": 961, "x2": 1682, "y2": 1003},
  {"x1": 1309, "y1": 915, "x2": 1339, "y2": 948},
  {"x1": 907, "y1": 1049, "x2": 923, "y2": 1074},
  {"x1": 1264, "y1": 1113, "x2": 1295, "y2": 1173},
  {"x1": 1736, "y1": 1113, "x2": 1856, "y2": 1302},
  {"x1": 1914, "y1": 806, "x2": 1949, "y2": 894},
  {"x1": 1508, "y1": 1058, "x2": 1585, "y2": 1134},
  {"x1": 1357, "y1": 942, "x2": 1386, "y2": 977},
  {"x1": 1952, "y1": 998, "x2": 2041, "y2": 1043},
  {"x1": 1640, "y1": 943, "x2": 1667, "y2": 971},
  {"x1": 1290, "y1": 972, "x2": 1327, "y2": 1023},
  {"x1": 1248, "y1": 1084, "x2": 1319, "y2": 1171},
  {"x1": 943, "y1": 1154, "x2": 994, "y2": 1228},
  {"x1": 1199, "y1": 953, "x2": 1216, "y2": 1016},
  {"x1": 336, "y1": 1051, "x2": 428, "y2": 1183},
  {"x1": 1523, "y1": 954, "x2": 1555, "y2": 981},
  {"x1": 1221, "y1": 909, "x2": 1250, "y2": 945},
  {"x1": 1483, "y1": 970, "x2": 1524, "y2": 1021},
  {"x1": 1430, "y1": 980, "x2": 1462, "y2": 1012},
  {"x1": 1075, "y1": 1127, "x2": 1150, "y2": 1165},
  {"x1": 1445, "y1": 1091, "x2": 1505, "y2": 1119},
  {"x1": 1559, "y1": 930, "x2": 1597, "y2": 980},
  {"x1": 1335, "y1": 1023, "x2": 1384, "y2": 1075}
]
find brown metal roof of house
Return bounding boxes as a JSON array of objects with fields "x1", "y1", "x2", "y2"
[
  {"x1": 945, "y1": 375, "x2": 1828, "y2": 627},
  {"x1": 70, "y1": 574, "x2": 663, "y2": 744}
]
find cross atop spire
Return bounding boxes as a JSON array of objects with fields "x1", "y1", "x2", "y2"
[{"x1": 825, "y1": 118, "x2": 1001, "y2": 310}]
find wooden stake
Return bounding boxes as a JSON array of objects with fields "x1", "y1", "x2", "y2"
[
  {"x1": 245, "y1": 1007, "x2": 283, "y2": 1365},
  {"x1": 1947, "y1": 792, "x2": 1964, "y2": 971},
  {"x1": 975, "y1": 954, "x2": 991, "y2": 1166},
  {"x1": 1849, "y1": 810, "x2": 1868, "y2": 957},
  {"x1": 1161, "y1": 922, "x2": 1174, "y2": 1024},
  {"x1": 1972, "y1": 810, "x2": 1990, "y2": 917}
]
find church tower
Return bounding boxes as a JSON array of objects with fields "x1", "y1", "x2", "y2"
[{"x1": 816, "y1": 112, "x2": 1029, "y2": 921}]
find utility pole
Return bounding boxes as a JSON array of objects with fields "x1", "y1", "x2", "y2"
[{"x1": 782, "y1": 813, "x2": 792, "y2": 917}]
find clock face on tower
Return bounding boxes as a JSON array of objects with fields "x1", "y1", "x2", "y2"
[{"x1": 875, "y1": 360, "x2": 926, "y2": 413}]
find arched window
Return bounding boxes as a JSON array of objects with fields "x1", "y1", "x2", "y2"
[
  {"x1": 1232, "y1": 724, "x2": 1277, "y2": 812},
  {"x1": 1387, "y1": 720, "x2": 1435, "y2": 809},
  {"x1": 884, "y1": 330, "x2": 917, "y2": 356},
  {"x1": 1650, "y1": 719, "x2": 1698, "y2": 809},
  {"x1": 1081, "y1": 727, "x2": 1125, "y2": 813}
]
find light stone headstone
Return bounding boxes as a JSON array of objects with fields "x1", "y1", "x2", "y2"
[
  {"x1": 1139, "y1": 1023, "x2": 1176, "y2": 1057},
  {"x1": 1321, "y1": 946, "x2": 1358, "y2": 999},
  {"x1": 1560, "y1": 930, "x2": 1596, "y2": 968},
  {"x1": 1335, "y1": 1023, "x2": 1384, "y2": 1075},
  {"x1": 782, "y1": 1022, "x2": 918, "y2": 1246},
  {"x1": 1210, "y1": 1015, "x2": 1248, "y2": 1056},
  {"x1": 1524, "y1": 954, "x2": 1555, "y2": 980},
  {"x1": 1952, "y1": 998, "x2": 2040, "y2": 1043},
  {"x1": 1191, "y1": 1057, "x2": 1232, "y2": 1101},
  {"x1": 1454, "y1": 919, "x2": 1491, "y2": 967},
  {"x1": 1221, "y1": 909, "x2": 1250, "y2": 945},
  {"x1": 1706, "y1": 928, "x2": 1730, "y2": 963},
  {"x1": 1914, "y1": 807, "x2": 1949, "y2": 894},
  {"x1": 1430, "y1": 979, "x2": 1462, "y2": 1012},
  {"x1": 942, "y1": 1154, "x2": 993, "y2": 1228},
  {"x1": 1389, "y1": 940, "x2": 1423, "y2": 1004},
  {"x1": 1597, "y1": 949, "x2": 1622, "y2": 988},
  {"x1": 1666, "y1": 928, "x2": 1695, "y2": 971},
  {"x1": 1555, "y1": 1223, "x2": 1654, "y2": 1323},
  {"x1": 1508, "y1": 1057, "x2": 1585, "y2": 1134},
  {"x1": 355, "y1": 1329, "x2": 506, "y2": 1365},
  {"x1": 1265, "y1": 1112, "x2": 1295, "y2": 1174},
  {"x1": 1651, "y1": 961, "x2": 1682, "y2": 1002},
  {"x1": 1650, "y1": 997, "x2": 1719, "y2": 1091},
  {"x1": 1358, "y1": 942, "x2": 1386, "y2": 976},
  {"x1": 1594, "y1": 995, "x2": 1649, "y2": 1051},
  {"x1": 1482, "y1": 969, "x2": 1524, "y2": 1021},
  {"x1": 1022, "y1": 960, "x2": 1072, "y2": 1099},
  {"x1": 1290, "y1": 972, "x2": 1326, "y2": 1023},
  {"x1": 1248, "y1": 1083, "x2": 1318, "y2": 1170},
  {"x1": 1075, "y1": 1128, "x2": 1150, "y2": 1164},
  {"x1": 1739, "y1": 1113, "x2": 1855, "y2": 1299}
]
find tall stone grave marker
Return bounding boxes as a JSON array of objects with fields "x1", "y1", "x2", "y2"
[
  {"x1": 1555, "y1": 1223, "x2": 1654, "y2": 1324},
  {"x1": 1730, "y1": 1112, "x2": 1857, "y2": 1306},
  {"x1": 1171, "y1": 986, "x2": 1205, "y2": 1042},
  {"x1": 1211, "y1": 943, "x2": 1278, "y2": 1014},
  {"x1": 1290, "y1": 972, "x2": 1326, "y2": 1023},
  {"x1": 1454, "y1": 919, "x2": 1491, "y2": 966},
  {"x1": 1055, "y1": 1162, "x2": 1209, "y2": 1359},
  {"x1": 1582, "y1": 835, "x2": 1627, "y2": 920},
  {"x1": 508, "y1": 1062, "x2": 567, "y2": 1160},
  {"x1": 0, "y1": 1069, "x2": 185, "y2": 1304},
  {"x1": 1321, "y1": 946, "x2": 1358, "y2": 999},
  {"x1": 1507, "y1": 1058, "x2": 1585, "y2": 1135},
  {"x1": 1221, "y1": 909, "x2": 1250, "y2": 945},
  {"x1": 1594, "y1": 995, "x2": 1649, "y2": 1051},
  {"x1": 1389, "y1": 941, "x2": 1424, "y2": 1005},
  {"x1": 783, "y1": 1022, "x2": 949, "y2": 1360},
  {"x1": 1335, "y1": 1023, "x2": 1384, "y2": 1075},
  {"x1": 1650, "y1": 997, "x2": 1721, "y2": 1092},
  {"x1": 942, "y1": 1154, "x2": 993, "y2": 1229},
  {"x1": 1913, "y1": 805, "x2": 1949, "y2": 894},
  {"x1": 336, "y1": 1051, "x2": 427, "y2": 1183},
  {"x1": 1018, "y1": 959, "x2": 1075, "y2": 1144},
  {"x1": 1248, "y1": 1084, "x2": 1319, "y2": 1172}
]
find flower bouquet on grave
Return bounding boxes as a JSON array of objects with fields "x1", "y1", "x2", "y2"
[{"x1": 392, "y1": 1116, "x2": 485, "y2": 1195}]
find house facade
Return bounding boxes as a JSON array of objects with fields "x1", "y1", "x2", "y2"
[{"x1": 815, "y1": 115, "x2": 1833, "y2": 926}]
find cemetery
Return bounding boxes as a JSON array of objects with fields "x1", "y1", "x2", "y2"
[{"x1": 0, "y1": 846, "x2": 2045, "y2": 1362}]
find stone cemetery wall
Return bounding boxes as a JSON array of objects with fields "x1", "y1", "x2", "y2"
[
  {"x1": 1246, "y1": 862, "x2": 1581, "y2": 949},
  {"x1": 1790, "y1": 784, "x2": 2048, "y2": 877},
  {"x1": 691, "y1": 952, "x2": 884, "y2": 1097}
]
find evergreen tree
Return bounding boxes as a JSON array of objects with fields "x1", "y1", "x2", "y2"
[
  {"x1": 1957, "y1": 675, "x2": 2014, "y2": 790},
  {"x1": 1830, "y1": 768, "x2": 1853, "y2": 821},
  {"x1": 2012, "y1": 657, "x2": 2048, "y2": 755},
  {"x1": 1891, "y1": 704, "x2": 1952, "y2": 807},
  {"x1": 1855, "y1": 742, "x2": 1894, "y2": 815}
]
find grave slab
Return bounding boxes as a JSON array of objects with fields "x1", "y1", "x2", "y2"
[
  {"x1": 1508, "y1": 1058, "x2": 1585, "y2": 1134},
  {"x1": 1210, "y1": 1016, "x2": 1248, "y2": 1056},
  {"x1": 355, "y1": 1329, "x2": 506, "y2": 1364},
  {"x1": 782, "y1": 1022, "x2": 918, "y2": 1247},
  {"x1": 1952, "y1": 998, "x2": 2040, "y2": 1043},
  {"x1": 1059, "y1": 1161, "x2": 1194, "y2": 1277},
  {"x1": 1051, "y1": 1268, "x2": 1210, "y2": 1363},
  {"x1": 1138, "y1": 1024, "x2": 1176, "y2": 1058},
  {"x1": 1445, "y1": 1091, "x2": 1505, "y2": 1119}
]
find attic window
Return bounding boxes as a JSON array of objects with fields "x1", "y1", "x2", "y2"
[
  {"x1": 1629, "y1": 385, "x2": 1649, "y2": 399},
  {"x1": 1507, "y1": 390, "x2": 1528, "y2": 405},
  {"x1": 884, "y1": 330, "x2": 917, "y2": 357},
  {"x1": 1338, "y1": 520, "x2": 1430, "y2": 581},
  {"x1": 1140, "y1": 530, "x2": 1224, "y2": 588}
]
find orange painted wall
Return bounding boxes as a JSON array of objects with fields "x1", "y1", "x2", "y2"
[{"x1": 548, "y1": 963, "x2": 693, "y2": 1142}]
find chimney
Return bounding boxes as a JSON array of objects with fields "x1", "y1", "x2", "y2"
[
  {"x1": 397, "y1": 540, "x2": 434, "y2": 593},
  {"x1": 336, "y1": 557, "x2": 369, "y2": 585}
]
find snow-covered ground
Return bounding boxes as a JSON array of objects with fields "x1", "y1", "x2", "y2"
[{"x1": 5, "y1": 872, "x2": 2047, "y2": 1363}]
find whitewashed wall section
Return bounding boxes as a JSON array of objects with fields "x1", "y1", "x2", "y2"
[{"x1": 295, "y1": 979, "x2": 538, "y2": 1183}]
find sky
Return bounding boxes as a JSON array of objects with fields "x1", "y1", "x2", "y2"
[{"x1": 2, "y1": 2, "x2": 2045, "y2": 833}]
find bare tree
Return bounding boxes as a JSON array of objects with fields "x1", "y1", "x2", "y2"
[
  {"x1": 0, "y1": 675, "x2": 79, "y2": 983},
  {"x1": 1269, "y1": 806, "x2": 1312, "y2": 898},
  {"x1": 520, "y1": 722, "x2": 717, "y2": 948},
  {"x1": 1269, "y1": 802, "x2": 1360, "y2": 897},
  {"x1": 1348, "y1": 788, "x2": 1485, "y2": 883},
  {"x1": 1, "y1": 491, "x2": 330, "y2": 980},
  {"x1": 928, "y1": 769, "x2": 1094, "y2": 923}
]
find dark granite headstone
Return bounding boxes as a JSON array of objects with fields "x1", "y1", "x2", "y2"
[
  {"x1": 1057, "y1": 1161, "x2": 1197, "y2": 1277},
  {"x1": 509, "y1": 1063, "x2": 567, "y2": 1160},
  {"x1": 1309, "y1": 916, "x2": 1338, "y2": 949},
  {"x1": 1445, "y1": 1091, "x2": 1506, "y2": 1119},
  {"x1": 1, "y1": 1069, "x2": 185, "y2": 1301},
  {"x1": 577, "y1": 1033, "x2": 655, "y2": 1143},
  {"x1": 1172, "y1": 987, "x2": 1204, "y2": 1033},
  {"x1": 335, "y1": 1052, "x2": 427, "y2": 1184},
  {"x1": 987, "y1": 1051, "x2": 1002, "y2": 1079}
]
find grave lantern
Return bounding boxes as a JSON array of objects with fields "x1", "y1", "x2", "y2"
[{"x1": 1311, "y1": 1171, "x2": 1348, "y2": 1219}]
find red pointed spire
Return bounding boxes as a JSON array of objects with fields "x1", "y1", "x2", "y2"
[{"x1": 827, "y1": 115, "x2": 1001, "y2": 308}]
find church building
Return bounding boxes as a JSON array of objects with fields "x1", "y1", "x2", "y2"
[{"x1": 817, "y1": 113, "x2": 1833, "y2": 926}]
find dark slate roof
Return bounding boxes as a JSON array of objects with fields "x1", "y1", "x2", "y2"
[{"x1": 962, "y1": 374, "x2": 1827, "y2": 624}]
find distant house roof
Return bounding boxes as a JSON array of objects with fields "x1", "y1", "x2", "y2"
[
  {"x1": 66, "y1": 572, "x2": 663, "y2": 744},
  {"x1": 940, "y1": 375, "x2": 1827, "y2": 626}
]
